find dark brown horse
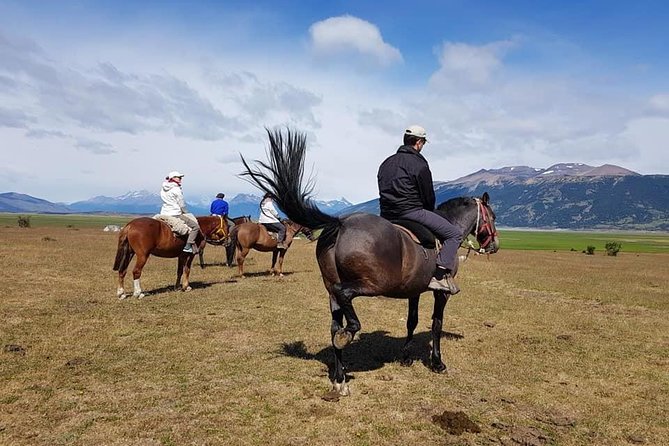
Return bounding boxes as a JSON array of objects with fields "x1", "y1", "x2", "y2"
[
  {"x1": 231, "y1": 220, "x2": 313, "y2": 277},
  {"x1": 112, "y1": 216, "x2": 229, "y2": 298},
  {"x1": 197, "y1": 215, "x2": 252, "y2": 268},
  {"x1": 241, "y1": 128, "x2": 499, "y2": 396}
]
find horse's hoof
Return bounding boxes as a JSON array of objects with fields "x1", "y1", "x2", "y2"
[
  {"x1": 431, "y1": 362, "x2": 447, "y2": 374},
  {"x1": 134, "y1": 292, "x2": 145, "y2": 299},
  {"x1": 333, "y1": 329, "x2": 353, "y2": 349},
  {"x1": 183, "y1": 286, "x2": 192, "y2": 292},
  {"x1": 332, "y1": 381, "x2": 350, "y2": 396},
  {"x1": 118, "y1": 294, "x2": 127, "y2": 300},
  {"x1": 400, "y1": 357, "x2": 414, "y2": 367}
]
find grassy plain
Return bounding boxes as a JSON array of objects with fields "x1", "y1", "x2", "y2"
[{"x1": 1, "y1": 221, "x2": 668, "y2": 446}]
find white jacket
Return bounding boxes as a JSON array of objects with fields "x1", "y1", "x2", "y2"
[
  {"x1": 258, "y1": 198, "x2": 280, "y2": 223},
  {"x1": 160, "y1": 181, "x2": 187, "y2": 216}
]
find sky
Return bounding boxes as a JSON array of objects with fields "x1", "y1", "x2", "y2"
[{"x1": 1, "y1": 0, "x2": 668, "y2": 204}]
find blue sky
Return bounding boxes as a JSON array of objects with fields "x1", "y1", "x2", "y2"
[{"x1": 1, "y1": 1, "x2": 668, "y2": 204}]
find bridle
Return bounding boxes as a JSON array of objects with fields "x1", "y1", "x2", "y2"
[
  {"x1": 462, "y1": 198, "x2": 496, "y2": 255},
  {"x1": 473, "y1": 198, "x2": 496, "y2": 252}
]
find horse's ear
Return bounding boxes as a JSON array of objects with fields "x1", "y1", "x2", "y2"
[{"x1": 481, "y1": 192, "x2": 490, "y2": 204}]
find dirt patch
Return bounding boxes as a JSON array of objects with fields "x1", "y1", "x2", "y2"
[
  {"x1": 3, "y1": 344, "x2": 26, "y2": 355},
  {"x1": 432, "y1": 410, "x2": 481, "y2": 435}
]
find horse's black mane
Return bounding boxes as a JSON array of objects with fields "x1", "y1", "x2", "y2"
[{"x1": 436, "y1": 196, "x2": 474, "y2": 213}]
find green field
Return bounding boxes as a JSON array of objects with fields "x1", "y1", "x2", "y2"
[
  {"x1": 497, "y1": 228, "x2": 669, "y2": 253},
  {"x1": 2, "y1": 213, "x2": 668, "y2": 253},
  {"x1": 0, "y1": 213, "x2": 134, "y2": 228}
]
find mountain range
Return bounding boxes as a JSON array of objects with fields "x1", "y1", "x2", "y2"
[
  {"x1": 2, "y1": 163, "x2": 668, "y2": 230},
  {"x1": 0, "y1": 191, "x2": 353, "y2": 221},
  {"x1": 341, "y1": 163, "x2": 669, "y2": 230}
]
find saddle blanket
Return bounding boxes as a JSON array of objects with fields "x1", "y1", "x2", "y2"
[{"x1": 152, "y1": 214, "x2": 192, "y2": 236}]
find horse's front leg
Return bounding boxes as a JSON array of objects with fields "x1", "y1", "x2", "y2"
[
  {"x1": 175, "y1": 255, "x2": 185, "y2": 291},
  {"x1": 430, "y1": 290, "x2": 450, "y2": 373},
  {"x1": 400, "y1": 295, "x2": 420, "y2": 366},
  {"x1": 181, "y1": 254, "x2": 194, "y2": 292},
  {"x1": 270, "y1": 250, "x2": 279, "y2": 276},
  {"x1": 131, "y1": 254, "x2": 148, "y2": 298},
  {"x1": 275, "y1": 250, "x2": 286, "y2": 277}
]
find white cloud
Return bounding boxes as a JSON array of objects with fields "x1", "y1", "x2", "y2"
[
  {"x1": 647, "y1": 93, "x2": 669, "y2": 116},
  {"x1": 309, "y1": 15, "x2": 402, "y2": 67},
  {"x1": 429, "y1": 39, "x2": 516, "y2": 91},
  {"x1": 75, "y1": 138, "x2": 116, "y2": 155}
]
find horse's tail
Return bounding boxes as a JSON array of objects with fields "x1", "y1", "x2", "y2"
[
  {"x1": 112, "y1": 226, "x2": 132, "y2": 271},
  {"x1": 240, "y1": 127, "x2": 342, "y2": 252}
]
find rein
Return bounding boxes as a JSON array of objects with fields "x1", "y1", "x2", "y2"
[{"x1": 474, "y1": 198, "x2": 496, "y2": 251}]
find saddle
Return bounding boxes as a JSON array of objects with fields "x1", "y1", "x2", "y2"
[
  {"x1": 389, "y1": 219, "x2": 437, "y2": 249},
  {"x1": 153, "y1": 214, "x2": 190, "y2": 236}
]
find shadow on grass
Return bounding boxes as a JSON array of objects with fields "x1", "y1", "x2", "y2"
[
  {"x1": 281, "y1": 329, "x2": 464, "y2": 379},
  {"x1": 145, "y1": 280, "x2": 218, "y2": 296}
]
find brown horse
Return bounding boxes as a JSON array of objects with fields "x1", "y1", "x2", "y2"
[
  {"x1": 242, "y1": 128, "x2": 499, "y2": 395},
  {"x1": 231, "y1": 220, "x2": 313, "y2": 277},
  {"x1": 112, "y1": 216, "x2": 229, "y2": 298},
  {"x1": 197, "y1": 215, "x2": 252, "y2": 268}
]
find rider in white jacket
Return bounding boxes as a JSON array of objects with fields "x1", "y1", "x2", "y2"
[
  {"x1": 160, "y1": 171, "x2": 201, "y2": 253},
  {"x1": 258, "y1": 193, "x2": 287, "y2": 249}
]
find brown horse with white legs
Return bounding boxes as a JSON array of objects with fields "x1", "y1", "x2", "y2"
[
  {"x1": 231, "y1": 220, "x2": 313, "y2": 277},
  {"x1": 112, "y1": 216, "x2": 229, "y2": 299},
  {"x1": 241, "y1": 128, "x2": 499, "y2": 396}
]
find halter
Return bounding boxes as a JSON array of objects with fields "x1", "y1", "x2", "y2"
[{"x1": 473, "y1": 198, "x2": 496, "y2": 251}]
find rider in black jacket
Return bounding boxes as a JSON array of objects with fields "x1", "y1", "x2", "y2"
[{"x1": 377, "y1": 125, "x2": 462, "y2": 294}]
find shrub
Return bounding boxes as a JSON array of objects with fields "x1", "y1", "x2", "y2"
[
  {"x1": 17, "y1": 215, "x2": 31, "y2": 228},
  {"x1": 585, "y1": 245, "x2": 596, "y2": 255},
  {"x1": 605, "y1": 241, "x2": 622, "y2": 256}
]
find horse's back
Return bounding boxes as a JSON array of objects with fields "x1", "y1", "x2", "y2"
[{"x1": 329, "y1": 213, "x2": 432, "y2": 295}]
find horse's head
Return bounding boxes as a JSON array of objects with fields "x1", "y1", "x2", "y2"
[
  {"x1": 436, "y1": 192, "x2": 499, "y2": 254},
  {"x1": 283, "y1": 219, "x2": 316, "y2": 242},
  {"x1": 472, "y1": 192, "x2": 499, "y2": 254}
]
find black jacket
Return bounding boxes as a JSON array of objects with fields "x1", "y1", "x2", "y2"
[{"x1": 377, "y1": 145, "x2": 436, "y2": 219}]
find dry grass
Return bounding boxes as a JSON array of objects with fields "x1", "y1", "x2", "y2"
[{"x1": 1, "y1": 226, "x2": 667, "y2": 445}]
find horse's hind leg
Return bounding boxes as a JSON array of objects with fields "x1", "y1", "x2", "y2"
[
  {"x1": 236, "y1": 247, "x2": 249, "y2": 277},
  {"x1": 131, "y1": 253, "x2": 149, "y2": 298},
  {"x1": 430, "y1": 290, "x2": 450, "y2": 373},
  {"x1": 329, "y1": 293, "x2": 350, "y2": 396},
  {"x1": 400, "y1": 295, "x2": 420, "y2": 366},
  {"x1": 331, "y1": 283, "x2": 361, "y2": 350},
  {"x1": 117, "y1": 252, "x2": 135, "y2": 299},
  {"x1": 182, "y1": 255, "x2": 195, "y2": 292}
]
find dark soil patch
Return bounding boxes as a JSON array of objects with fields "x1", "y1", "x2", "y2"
[
  {"x1": 432, "y1": 410, "x2": 481, "y2": 435},
  {"x1": 4, "y1": 344, "x2": 26, "y2": 355}
]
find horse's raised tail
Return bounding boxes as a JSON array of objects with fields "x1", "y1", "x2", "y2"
[
  {"x1": 240, "y1": 128, "x2": 341, "y2": 245},
  {"x1": 112, "y1": 227, "x2": 133, "y2": 271}
]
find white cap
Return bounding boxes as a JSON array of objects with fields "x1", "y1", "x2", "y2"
[
  {"x1": 405, "y1": 125, "x2": 427, "y2": 141},
  {"x1": 167, "y1": 170, "x2": 185, "y2": 178}
]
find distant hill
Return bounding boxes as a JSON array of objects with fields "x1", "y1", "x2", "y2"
[
  {"x1": 0, "y1": 192, "x2": 72, "y2": 213},
  {"x1": 3, "y1": 191, "x2": 353, "y2": 221},
  {"x1": 338, "y1": 164, "x2": 669, "y2": 231},
  {"x1": 2, "y1": 163, "x2": 667, "y2": 230}
]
